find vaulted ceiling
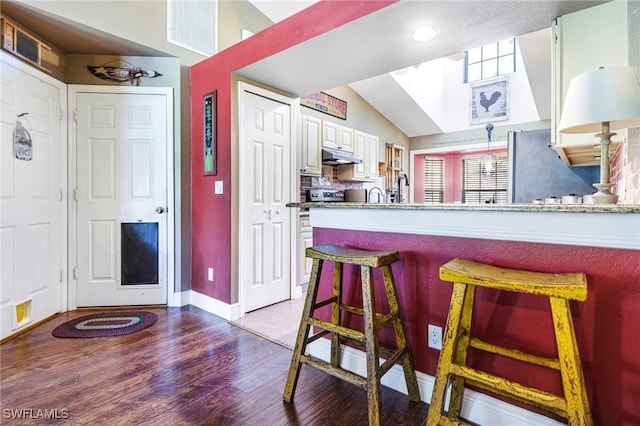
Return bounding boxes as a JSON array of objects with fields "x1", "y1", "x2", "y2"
[
  {"x1": 241, "y1": 1, "x2": 608, "y2": 137},
  {"x1": 2, "y1": 0, "x2": 608, "y2": 138}
]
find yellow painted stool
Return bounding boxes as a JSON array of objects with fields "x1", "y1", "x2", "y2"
[
  {"x1": 283, "y1": 244, "x2": 421, "y2": 425},
  {"x1": 427, "y1": 258, "x2": 592, "y2": 426}
]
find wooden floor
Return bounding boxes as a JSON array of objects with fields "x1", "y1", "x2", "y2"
[{"x1": 1, "y1": 306, "x2": 428, "y2": 425}]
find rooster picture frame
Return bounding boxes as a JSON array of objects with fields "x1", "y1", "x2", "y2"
[{"x1": 470, "y1": 77, "x2": 509, "y2": 124}]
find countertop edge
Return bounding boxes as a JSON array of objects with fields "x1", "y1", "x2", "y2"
[{"x1": 286, "y1": 202, "x2": 640, "y2": 214}]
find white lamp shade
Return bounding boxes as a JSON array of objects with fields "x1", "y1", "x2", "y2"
[{"x1": 558, "y1": 66, "x2": 640, "y2": 134}]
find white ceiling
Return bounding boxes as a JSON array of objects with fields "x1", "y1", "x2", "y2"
[
  {"x1": 2, "y1": 0, "x2": 608, "y2": 138},
  {"x1": 239, "y1": 1, "x2": 609, "y2": 137}
]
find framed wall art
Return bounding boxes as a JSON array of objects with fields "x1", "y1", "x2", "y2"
[
  {"x1": 470, "y1": 77, "x2": 508, "y2": 124},
  {"x1": 203, "y1": 91, "x2": 217, "y2": 176}
]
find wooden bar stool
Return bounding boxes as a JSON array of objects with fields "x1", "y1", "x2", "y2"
[
  {"x1": 427, "y1": 258, "x2": 592, "y2": 426},
  {"x1": 283, "y1": 244, "x2": 421, "y2": 425}
]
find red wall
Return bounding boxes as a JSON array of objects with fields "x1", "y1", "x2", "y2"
[
  {"x1": 190, "y1": 1, "x2": 396, "y2": 302},
  {"x1": 312, "y1": 227, "x2": 640, "y2": 424}
]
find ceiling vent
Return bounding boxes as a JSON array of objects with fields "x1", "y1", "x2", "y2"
[
  {"x1": 1, "y1": 17, "x2": 55, "y2": 73},
  {"x1": 167, "y1": 0, "x2": 217, "y2": 57}
]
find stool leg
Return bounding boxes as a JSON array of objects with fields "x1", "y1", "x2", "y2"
[
  {"x1": 381, "y1": 264, "x2": 421, "y2": 403},
  {"x1": 426, "y1": 282, "x2": 467, "y2": 426},
  {"x1": 330, "y1": 261, "x2": 343, "y2": 368},
  {"x1": 361, "y1": 265, "x2": 382, "y2": 426},
  {"x1": 549, "y1": 297, "x2": 593, "y2": 426},
  {"x1": 284, "y1": 258, "x2": 323, "y2": 403},
  {"x1": 447, "y1": 284, "x2": 476, "y2": 418}
]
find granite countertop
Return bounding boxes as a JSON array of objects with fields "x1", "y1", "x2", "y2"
[{"x1": 286, "y1": 202, "x2": 640, "y2": 214}]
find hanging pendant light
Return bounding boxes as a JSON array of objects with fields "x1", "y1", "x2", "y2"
[{"x1": 481, "y1": 123, "x2": 497, "y2": 176}]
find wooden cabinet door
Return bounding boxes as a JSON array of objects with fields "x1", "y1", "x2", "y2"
[{"x1": 301, "y1": 115, "x2": 322, "y2": 176}]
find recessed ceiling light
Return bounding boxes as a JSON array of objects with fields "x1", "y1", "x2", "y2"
[{"x1": 411, "y1": 25, "x2": 438, "y2": 42}]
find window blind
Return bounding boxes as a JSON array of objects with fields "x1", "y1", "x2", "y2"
[
  {"x1": 462, "y1": 155, "x2": 508, "y2": 203},
  {"x1": 423, "y1": 158, "x2": 445, "y2": 204}
]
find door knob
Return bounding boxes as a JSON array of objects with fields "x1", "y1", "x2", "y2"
[{"x1": 155, "y1": 206, "x2": 167, "y2": 214}]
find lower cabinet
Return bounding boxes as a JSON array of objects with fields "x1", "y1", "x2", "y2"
[{"x1": 299, "y1": 216, "x2": 313, "y2": 286}]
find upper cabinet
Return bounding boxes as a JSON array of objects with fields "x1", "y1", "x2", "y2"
[
  {"x1": 322, "y1": 120, "x2": 339, "y2": 150},
  {"x1": 300, "y1": 115, "x2": 322, "y2": 176},
  {"x1": 337, "y1": 130, "x2": 379, "y2": 181},
  {"x1": 365, "y1": 133, "x2": 379, "y2": 179},
  {"x1": 322, "y1": 121, "x2": 353, "y2": 152},
  {"x1": 338, "y1": 125, "x2": 354, "y2": 153},
  {"x1": 552, "y1": 1, "x2": 629, "y2": 166},
  {"x1": 300, "y1": 113, "x2": 380, "y2": 180}
]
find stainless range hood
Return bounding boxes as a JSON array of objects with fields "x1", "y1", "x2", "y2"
[{"x1": 321, "y1": 148, "x2": 363, "y2": 166}]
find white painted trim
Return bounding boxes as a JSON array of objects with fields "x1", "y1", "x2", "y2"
[
  {"x1": 310, "y1": 207, "x2": 640, "y2": 250},
  {"x1": 67, "y1": 85, "x2": 176, "y2": 309},
  {"x1": 170, "y1": 291, "x2": 191, "y2": 307},
  {"x1": 189, "y1": 290, "x2": 240, "y2": 321},
  {"x1": 307, "y1": 339, "x2": 564, "y2": 426}
]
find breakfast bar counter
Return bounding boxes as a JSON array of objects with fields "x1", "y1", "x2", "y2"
[
  {"x1": 287, "y1": 201, "x2": 640, "y2": 424},
  {"x1": 288, "y1": 202, "x2": 640, "y2": 249}
]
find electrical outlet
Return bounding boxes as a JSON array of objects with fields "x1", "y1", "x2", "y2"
[
  {"x1": 207, "y1": 267, "x2": 214, "y2": 282},
  {"x1": 428, "y1": 324, "x2": 442, "y2": 350}
]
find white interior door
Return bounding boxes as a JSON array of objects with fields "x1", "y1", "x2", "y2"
[
  {"x1": 0, "y1": 53, "x2": 65, "y2": 338},
  {"x1": 240, "y1": 86, "x2": 292, "y2": 312},
  {"x1": 74, "y1": 89, "x2": 169, "y2": 306}
]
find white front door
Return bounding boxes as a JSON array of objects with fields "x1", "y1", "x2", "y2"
[
  {"x1": 0, "y1": 53, "x2": 65, "y2": 338},
  {"x1": 73, "y1": 89, "x2": 170, "y2": 306},
  {"x1": 239, "y1": 84, "x2": 293, "y2": 312}
]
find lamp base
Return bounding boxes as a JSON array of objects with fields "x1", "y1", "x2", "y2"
[{"x1": 591, "y1": 183, "x2": 618, "y2": 204}]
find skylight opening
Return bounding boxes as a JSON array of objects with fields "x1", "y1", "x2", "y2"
[{"x1": 464, "y1": 38, "x2": 516, "y2": 83}]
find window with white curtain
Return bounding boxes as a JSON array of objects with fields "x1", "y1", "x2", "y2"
[{"x1": 462, "y1": 155, "x2": 508, "y2": 203}]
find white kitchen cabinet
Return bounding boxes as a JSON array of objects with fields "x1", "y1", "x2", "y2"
[
  {"x1": 352, "y1": 130, "x2": 368, "y2": 180},
  {"x1": 300, "y1": 115, "x2": 322, "y2": 176},
  {"x1": 365, "y1": 133, "x2": 379, "y2": 179},
  {"x1": 337, "y1": 131, "x2": 379, "y2": 182},
  {"x1": 298, "y1": 216, "x2": 313, "y2": 286},
  {"x1": 552, "y1": 1, "x2": 628, "y2": 166},
  {"x1": 322, "y1": 121, "x2": 353, "y2": 152},
  {"x1": 322, "y1": 120, "x2": 339, "y2": 150},
  {"x1": 338, "y1": 125, "x2": 354, "y2": 153}
]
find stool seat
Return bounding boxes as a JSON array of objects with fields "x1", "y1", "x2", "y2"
[
  {"x1": 427, "y1": 258, "x2": 592, "y2": 426},
  {"x1": 440, "y1": 258, "x2": 587, "y2": 301},
  {"x1": 284, "y1": 244, "x2": 420, "y2": 426},
  {"x1": 306, "y1": 244, "x2": 399, "y2": 267}
]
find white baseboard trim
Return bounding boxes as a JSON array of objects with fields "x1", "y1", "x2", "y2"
[
  {"x1": 307, "y1": 339, "x2": 564, "y2": 426},
  {"x1": 188, "y1": 290, "x2": 240, "y2": 321},
  {"x1": 169, "y1": 291, "x2": 190, "y2": 307}
]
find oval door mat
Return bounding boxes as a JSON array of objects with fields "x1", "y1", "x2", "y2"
[{"x1": 52, "y1": 311, "x2": 158, "y2": 338}]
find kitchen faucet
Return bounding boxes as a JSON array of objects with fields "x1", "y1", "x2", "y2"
[
  {"x1": 396, "y1": 172, "x2": 409, "y2": 203},
  {"x1": 368, "y1": 187, "x2": 384, "y2": 203}
]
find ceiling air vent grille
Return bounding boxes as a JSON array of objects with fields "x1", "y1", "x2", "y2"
[{"x1": 167, "y1": 0, "x2": 217, "y2": 57}]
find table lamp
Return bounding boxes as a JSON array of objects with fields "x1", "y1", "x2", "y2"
[{"x1": 558, "y1": 66, "x2": 640, "y2": 204}]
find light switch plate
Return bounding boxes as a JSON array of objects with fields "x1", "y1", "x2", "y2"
[{"x1": 214, "y1": 181, "x2": 223, "y2": 194}]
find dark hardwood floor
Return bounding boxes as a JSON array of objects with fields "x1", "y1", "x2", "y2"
[{"x1": 1, "y1": 306, "x2": 428, "y2": 425}]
